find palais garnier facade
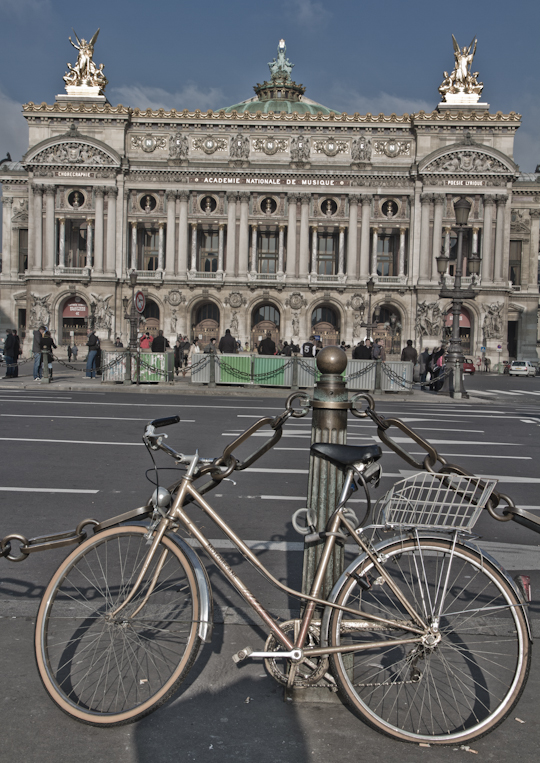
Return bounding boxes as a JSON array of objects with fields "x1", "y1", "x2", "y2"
[{"x1": 1, "y1": 36, "x2": 538, "y2": 361}]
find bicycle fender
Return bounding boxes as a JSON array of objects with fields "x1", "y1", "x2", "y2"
[
  {"x1": 320, "y1": 533, "x2": 533, "y2": 646},
  {"x1": 120, "y1": 521, "x2": 213, "y2": 643}
]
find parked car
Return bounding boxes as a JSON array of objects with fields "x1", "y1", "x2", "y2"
[
  {"x1": 463, "y1": 358, "x2": 475, "y2": 374},
  {"x1": 508, "y1": 360, "x2": 536, "y2": 377}
]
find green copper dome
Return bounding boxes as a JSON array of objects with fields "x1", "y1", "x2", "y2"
[{"x1": 221, "y1": 40, "x2": 339, "y2": 116}]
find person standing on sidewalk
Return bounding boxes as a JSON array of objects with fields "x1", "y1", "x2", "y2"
[
  {"x1": 3, "y1": 330, "x2": 15, "y2": 378},
  {"x1": 85, "y1": 329, "x2": 100, "y2": 379},
  {"x1": 218, "y1": 328, "x2": 236, "y2": 354},
  {"x1": 40, "y1": 331, "x2": 57, "y2": 381},
  {"x1": 32, "y1": 325, "x2": 46, "y2": 381},
  {"x1": 67, "y1": 344, "x2": 73, "y2": 363},
  {"x1": 11, "y1": 330, "x2": 21, "y2": 378},
  {"x1": 72, "y1": 344, "x2": 78, "y2": 362},
  {"x1": 373, "y1": 338, "x2": 386, "y2": 361},
  {"x1": 401, "y1": 339, "x2": 418, "y2": 364},
  {"x1": 151, "y1": 330, "x2": 170, "y2": 352}
]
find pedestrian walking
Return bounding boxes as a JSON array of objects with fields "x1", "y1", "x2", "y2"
[
  {"x1": 67, "y1": 344, "x2": 72, "y2": 363},
  {"x1": 401, "y1": 339, "x2": 418, "y2": 364},
  {"x1": 32, "y1": 325, "x2": 46, "y2": 381},
  {"x1": 3, "y1": 330, "x2": 15, "y2": 378},
  {"x1": 72, "y1": 344, "x2": 78, "y2": 361},
  {"x1": 11, "y1": 329, "x2": 21, "y2": 378},
  {"x1": 85, "y1": 329, "x2": 100, "y2": 379},
  {"x1": 419, "y1": 347, "x2": 432, "y2": 388},
  {"x1": 174, "y1": 340, "x2": 182, "y2": 375},
  {"x1": 40, "y1": 331, "x2": 57, "y2": 381},
  {"x1": 218, "y1": 328, "x2": 237, "y2": 353}
]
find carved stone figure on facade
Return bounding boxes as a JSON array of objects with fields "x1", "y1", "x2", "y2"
[
  {"x1": 169, "y1": 132, "x2": 189, "y2": 160},
  {"x1": 230, "y1": 132, "x2": 250, "y2": 160},
  {"x1": 415, "y1": 301, "x2": 443, "y2": 337},
  {"x1": 230, "y1": 311, "x2": 239, "y2": 336},
  {"x1": 90, "y1": 294, "x2": 113, "y2": 331},
  {"x1": 29, "y1": 294, "x2": 52, "y2": 329},
  {"x1": 170, "y1": 310, "x2": 178, "y2": 335},
  {"x1": 63, "y1": 29, "x2": 108, "y2": 92},
  {"x1": 291, "y1": 312, "x2": 300, "y2": 337},
  {"x1": 438, "y1": 35, "x2": 483, "y2": 102},
  {"x1": 11, "y1": 199, "x2": 28, "y2": 222},
  {"x1": 291, "y1": 135, "x2": 310, "y2": 163},
  {"x1": 352, "y1": 312, "x2": 363, "y2": 337},
  {"x1": 483, "y1": 302, "x2": 503, "y2": 340},
  {"x1": 351, "y1": 135, "x2": 371, "y2": 163}
]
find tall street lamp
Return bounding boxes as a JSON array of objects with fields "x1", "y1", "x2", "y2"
[
  {"x1": 436, "y1": 197, "x2": 480, "y2": 399},
  {"x1": 361, "y1": 277, "x2": 377, "y2": 340},
  {"x1": 122, "y1": 270, "x2": 139, "y2": 351}
]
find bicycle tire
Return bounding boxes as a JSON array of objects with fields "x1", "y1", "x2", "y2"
[
  {"x1": 35, "y1": 525, "x2": 203, "y2": 726},
  {"x1": 328, "y1": 536, "x2": 531, "y2": 744}
]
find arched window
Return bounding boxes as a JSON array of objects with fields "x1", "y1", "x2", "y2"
[
  {"x1": 252, "y1": 304, "x2": 280, "y2": 327},
  {"x1": 143, "y1": 299, "x2": 160, "y2": 320},
  {"x1": 196, "y1": 302, "x2": 219, "y2": 324},
  {"x1": 311, "y1": 306, "x2": 337, "y2": 327}
]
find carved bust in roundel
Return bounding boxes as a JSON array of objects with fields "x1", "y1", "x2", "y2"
[{"x1": 288, "y1": 293, "x2": 305, "y2": 310}]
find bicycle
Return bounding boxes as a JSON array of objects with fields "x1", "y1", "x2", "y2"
[{"x1": 10, "y1": 395, "x2": 532, "y2": 744}]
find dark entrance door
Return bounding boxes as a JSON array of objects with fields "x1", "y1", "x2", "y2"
[{"x1": 507, "y1": 321, "x2": 518, "y2": 359}]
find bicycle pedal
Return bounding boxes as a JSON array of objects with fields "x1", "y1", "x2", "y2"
[{"x1": 232, "y1": 646, "x2": 253, "y2": 664}]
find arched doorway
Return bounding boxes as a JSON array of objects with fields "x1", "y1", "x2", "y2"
[
  {"x1": 311, "y1": 306, "x2": 339, "y2": 346},
  {"x1": 373, "y1": 306, "x2": 402, "y2": 356},
  {"x1": 444, "y1": 306, "x2": 471, "y2": 354},
  {"x1": 251, "y1": 304, "x2": 280, "y2": 351},
  {"x1": 61, "y1": 296, "x2": 88, "y2": 346},
  {"x1": 142, "y1": 299, "x2": 160, "y2": 337},
  {"x1": 192, "y1": 302, "x2": 220, "y2": 344}
]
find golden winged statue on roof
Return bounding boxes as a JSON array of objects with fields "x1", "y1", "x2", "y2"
[{"x1": 63, "y1": 28, "x2": 108, "y2": 91}]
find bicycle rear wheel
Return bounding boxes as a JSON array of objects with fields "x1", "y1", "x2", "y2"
[
  {"x1": 35, "y1": 526, "x2": 202, "y2": 726},
  {"x1": 328, "y1": 536, "x2": 531, "y2": 744}
]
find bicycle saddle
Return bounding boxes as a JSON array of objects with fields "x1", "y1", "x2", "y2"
[{"x1": 310, "y1": 442, "x2": 382, "y2": 467}]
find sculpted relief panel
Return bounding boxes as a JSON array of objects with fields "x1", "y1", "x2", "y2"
[
  {"x1": 424, "y1": 150, "x2": 508, "y2": 174},
  {"x1": 32, "y1": 142, "x2": 115, "y2": 166}
]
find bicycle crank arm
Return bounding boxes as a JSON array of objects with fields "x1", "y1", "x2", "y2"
[{"x1": 232, "y1": 646, "x2": 303, "y2": 663}]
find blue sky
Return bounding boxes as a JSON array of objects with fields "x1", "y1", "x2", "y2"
[{"x1": 1, "y1": 0, "x2": 539, "y2": 170}]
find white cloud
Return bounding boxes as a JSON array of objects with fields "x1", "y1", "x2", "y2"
[
  {"x1": 330, "y1": 84, "x2": 433, "y2": 117},
  {"x1": 0, "y1": 0, "x2": 50, "y2": 14},
  {"x1": 0, "y1": 86, "x2": 28, "y2": 162},
  {"x1": 108, "y1": 83, "x2": 226, "y2": 112},
  {"x1": 285, "y1": 0, "x2": 331, "y2": 29}
]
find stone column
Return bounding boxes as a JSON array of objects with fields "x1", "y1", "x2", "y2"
[
  {"x1": 311, "y1": 225, "x2": 318, "y2": 275},
  {"x1": 444, "y1": 226, "x2": 451, "y2": 257},
  {"x1": 472, "y1": 226, "x2": 479, "y2": 256},
  {"x1": 166, "y1": 190, "x2": 176, "y2": 276},
  {"x1": 338, "y1": 225, "x2": 346, "y2": 275},
  {"x1": 106, "y1": 187, "x2": 117, "y2": 274},
  {"x1": 359, "y1": 195, "x2": 372, "y2": 278},
  {"x1": 2, "y1": 196, "x2": 13, "y2": 277},
  {"x1": 44, "y1": 186, "x2": 55, "y2": 271},
  {"x1": 218, "y1": 223, "x2": 225, "y2": 273},
  {"x1": 418, "y1": 193, "x2": 432, "y2": 283},
  {"x1": 494, "y1": 195, "x2": 507, "y2": 283},
  {"x1": 115, "y1": 175, "x2": 125, "y2": 278},
  {"x1": 529, "y1": 210, "x2": 540, "y2": 290},
  {"x1": 250, "y1": 223, "x2": 258, "y2": 275},
  {"x1": 94, "y1": 188, "x2": 104, "y2": 274},
  {"x1": 190, "y1": 222, "x2": 198, "y2": 273},
  {"x1": 58, "y1": 218, "x2": 66, "y2": 267},
  {"x1": 347, "y1": 195, "x2": 359, "y2": 278},
  {"x1": 238, "y1": 192, "x2": 250, "y2": 276},
  {"x1": 286, "y1": 194, "x2": 297, "y2": 277},
  {"x1": 130, "y1": 221, "x2": 137, "y2": 271},
  {"x1": 86, "y1": 218, "x2": 94, "y2": 269},
  {"x1": 278, "y1": 224, "x2": 285, "y2": 275},
  {"x1": 158, "y1": 222, "x2": 165, "y2": 271},
  {"x1": 481, "y1": 196, "x2": 494, "y2": 282},
  {"x1": 298, "y1": 195, "x2": 310, "y2": 276},
  {"x1": 371, "y1": 226, "x2": 378, "y2": 277},
  {"x1": 398, "y1": 226, "x2": 407, "y2": 276},
  {"x1": 431, "y1": 193, "x2": 445, "y2": 281},
  {"x1": 226, "y1": 192, "x2": 237, "y2": 277},
  {"x1": 33, "y1": 185, "x2": 43, "y2": 272},
  {"x1": 178, "y1": 190, "x2": 189, "y2": 276}
]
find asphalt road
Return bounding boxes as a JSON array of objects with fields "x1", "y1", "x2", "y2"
[{"x1": 1, "y1": 387, "x2": 539, "y2": 762}]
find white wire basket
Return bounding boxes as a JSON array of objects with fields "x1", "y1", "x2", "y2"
[{"x1": 379, "y1": 472, "x2": 498, "y2": 531}]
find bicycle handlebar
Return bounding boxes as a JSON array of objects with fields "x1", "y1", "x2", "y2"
[{"x1": 150, "y1": 415, "x2": 181, "y2": 428}]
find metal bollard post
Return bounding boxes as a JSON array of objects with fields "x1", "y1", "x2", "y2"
[
  {"x1": 42, "y1": 350, "x2": 51, "y2": 384},
  {"x1": 209, "y1": 352, "x2": 216, "y2": 388},
  {"x1": 302, "y1": 346, "x2": 349, "y2": 601},
  {"x1": 374, "y1": 359, "x2": 382, "y2": 393},
  {"x1": 291, "y1": 355, "x2": 299, "y2": 391}
]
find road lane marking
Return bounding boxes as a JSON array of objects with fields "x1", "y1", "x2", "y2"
[
  {"x1": 0, "y1": 438, "x2": 143, "y2": 446},
  {"x1": 0, "y1": 399, "x2": 286, "y2": 410},
  {"x1": 0, "y1": 487, "x2": 99, "y2": 494},
  {"x1": 373, "y1": 436, "x2": 520, "y2": 446}
]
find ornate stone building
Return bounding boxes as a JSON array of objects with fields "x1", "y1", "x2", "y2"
[{"x1": 1, "y1": 36, "x2": 539, "y2": 362}]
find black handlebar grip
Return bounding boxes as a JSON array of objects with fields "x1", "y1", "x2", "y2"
[{"x1": 150, "y1": 415, "x2": 181, "y2": 428}]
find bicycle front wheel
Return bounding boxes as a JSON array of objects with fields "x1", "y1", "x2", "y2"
[
  {"x1": 35, "y1": 526, "x2": 203, "y2": 726},
  {"x1": 328, "y1": 536, "x2": 531, "y2": 744}
]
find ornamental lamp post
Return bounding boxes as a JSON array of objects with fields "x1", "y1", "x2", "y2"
[
  {"x1": 122, "y1": 270, "x2": 139, "y2": 351},
  {"x1": 438, "y1": 196, "x2": 478, "y2": 399},
  {"x1": 361, "y1": 276, "x2": 377, "y2": 341}
]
